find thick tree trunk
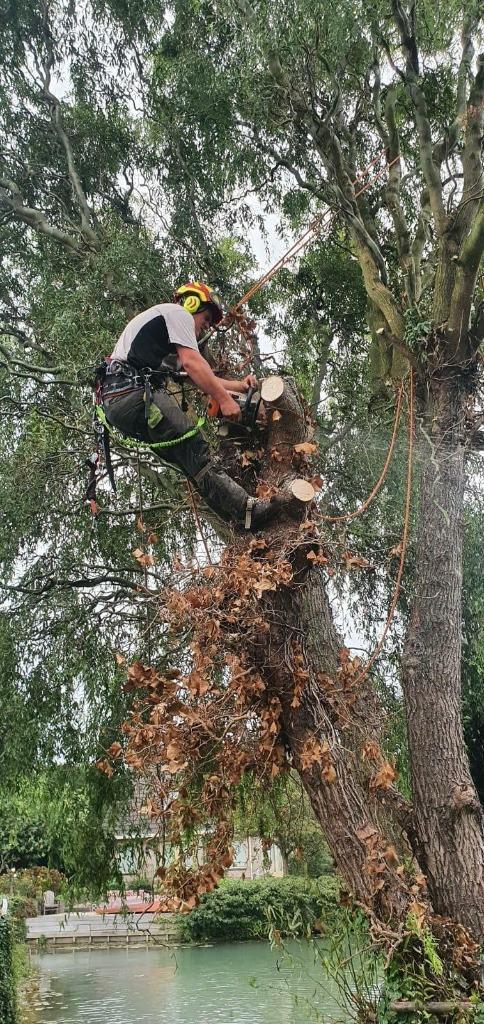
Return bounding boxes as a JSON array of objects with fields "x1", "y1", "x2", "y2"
[
  {"x1": 240, "y1": 377, "x2": 414, "y2": 921},
  {"x1": 402, "y1": 374, "x2": 484, "y2": 938}
]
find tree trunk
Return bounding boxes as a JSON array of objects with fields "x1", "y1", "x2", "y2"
[
  {"x1": 239, "y1": 378, "x2": 415, "y2": 922},
  {"x1": 402, "y1": 373, "x2": 484, "y2": 938}
]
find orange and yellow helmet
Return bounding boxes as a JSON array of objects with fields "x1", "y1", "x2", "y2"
[{"x1": 173, "y1": 281, "x2": 224, "y2": 324}]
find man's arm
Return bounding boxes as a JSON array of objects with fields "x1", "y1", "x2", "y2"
[
  {"x1": 176, "y1": 346, "x2": 241, "y2": 418},
  {"x1": 216, "y1": 374, "x2": 258, "y2": 394}
]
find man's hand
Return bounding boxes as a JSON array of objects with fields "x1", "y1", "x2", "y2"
[
  {"x1": 219, "y1": 393, "x2": 242, "y2": 420},
  {"x1": 240, "y1": 373, "x2": 258, "y2": 391},
  {"x1": 217, "y1": 373, "x2": 259, "y2": 393}
]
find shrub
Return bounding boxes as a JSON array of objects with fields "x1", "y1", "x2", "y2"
[
  {"x1": 128, "y1": 875, "x2": 153, "y2": 893},
  {"x1": 178, "y1": 876, "x2": 340, "y2": 943},
  {"x1": 0, "y1": 916, "x2": 17, "y2": 1024},
  {"x1": 0, "y1": 868, "x2": 65, "y2": 903}
]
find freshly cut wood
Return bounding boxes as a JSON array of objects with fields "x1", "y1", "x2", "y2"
[
  {"x1": 290, "y1": 479, "x2": 315, "y2": 503},
  {"x1": 260, "y1": 375, "x2": 285, "y2": 403}
]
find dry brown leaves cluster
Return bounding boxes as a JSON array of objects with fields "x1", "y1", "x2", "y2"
[{"x1": 97, "y1": 539, "x2": 297, "y2": 908}]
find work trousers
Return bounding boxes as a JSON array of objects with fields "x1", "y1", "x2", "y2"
[{"x1": 103, "y1": 386, "x2": 250, "y2": 523}]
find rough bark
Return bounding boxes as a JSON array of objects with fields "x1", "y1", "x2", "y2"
[
  {"x1": 402, "y1": 374, "x2": 484, "y2": 938},
  {"x1": 229, "y1": 376, "x2": 416, "y2": 922}
]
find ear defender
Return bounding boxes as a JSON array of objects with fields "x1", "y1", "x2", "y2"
[{"x1": 182, "y1": 294, "x2": 201, "y2": 314}]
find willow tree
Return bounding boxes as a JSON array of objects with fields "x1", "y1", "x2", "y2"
[
  {"x1": 1, "y1": 0, "x2": 483, "y2": 991},
  {"x1": 134, "y1": 0, "x2": 484, "y2": 939}
]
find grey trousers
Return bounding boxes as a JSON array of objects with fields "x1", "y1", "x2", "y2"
[{"x1": 103, "y1": 387, "x2": 250, "y2": 522}]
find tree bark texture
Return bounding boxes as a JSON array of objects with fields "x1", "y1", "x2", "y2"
[
  {"x1": 402, "y1": 374, "x2": 484, "y2": 938},
  {"x1": 228, "y1": 378, "x2": 415, "y2": 922}
]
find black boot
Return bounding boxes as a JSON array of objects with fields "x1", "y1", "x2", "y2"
[
  {"x1": 194, "y1": 465, "x2": 290, "y2": 530},
  {"x1": 246, "y1": 492, "x2": 294, "y2": 530},
  {"x1": 194, "y1": 466, "x2": 251, "y2": 523}
]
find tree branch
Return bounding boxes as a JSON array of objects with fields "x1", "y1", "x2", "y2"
[
  {"x1": 40, "y1": 9, "x2": 99, "y2": 248},
  {"x1": 446, "y1": 200, "x2": 484, "y2": 360},
  {"x1": 0, "y1": 175, "x2": 83, "y2": 251},
  {"x1": 390, "y1": 0, "x2": 446, "y2": 236},
  {"x1": 433, "y1": 16, "x2": 477, "y2": 167},
  {"x1": 383, "y1": 87, "x2": 415, "y2": 304}
]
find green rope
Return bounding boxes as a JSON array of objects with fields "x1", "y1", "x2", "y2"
[{"x1": 95, "y1": 405, "x2": 206, "y2": 450}]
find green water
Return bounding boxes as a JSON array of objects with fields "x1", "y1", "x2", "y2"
[{"x1": 28, "y1": 941, "x2": 352, "y2": 1023}]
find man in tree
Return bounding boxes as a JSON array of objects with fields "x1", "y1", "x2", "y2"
[{"x1": 102, "y1": 281, "x2": 282, "y2": 529}]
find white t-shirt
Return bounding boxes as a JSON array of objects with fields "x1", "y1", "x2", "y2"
[{"x1": 110, "y1": 303, "x2": 198, "y2": 371}]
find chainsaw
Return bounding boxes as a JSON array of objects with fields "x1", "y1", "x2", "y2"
[{"x1": 207, "y1": 386, "x2": 264, "y2": 439}]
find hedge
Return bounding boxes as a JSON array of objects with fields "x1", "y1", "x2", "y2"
[
  {"x1": 178, "y1": 876, "x2": 340, "y2": 943},
  {"x1": 0, "y1": 916, "x2": 17, "y2": 1024}
]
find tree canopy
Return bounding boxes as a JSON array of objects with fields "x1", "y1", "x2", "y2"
[{"x1": 1, "y1": 0, "x2": 483, "y2": 998}]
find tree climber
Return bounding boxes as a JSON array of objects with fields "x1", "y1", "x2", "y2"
[{"x1": 101, "y1": 282, "x2": 285, "y2": 529}]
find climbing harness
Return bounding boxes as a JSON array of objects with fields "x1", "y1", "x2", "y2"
[
  {"x1": 86, "y1": 358, "x2": 205, "y2": 514},
  {"x1": 95, "y1": 404, "x2": 206, "y2": 451}
]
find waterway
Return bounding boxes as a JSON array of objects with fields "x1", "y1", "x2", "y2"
[{"x1": 25, "y1": 941, "x2": 354, "y2": 1023}]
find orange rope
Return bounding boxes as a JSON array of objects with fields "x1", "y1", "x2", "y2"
[
  {"x1": 220, "y1": 151, "x2": 400, "y2": 318},
  {"x1": 351, "y1": 369, "x2": 414, "y2": 686},
  {"x1": 318, "y1": 383, "x2": 404, "y2": 523}
]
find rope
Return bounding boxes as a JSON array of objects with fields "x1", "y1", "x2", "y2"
[
  {"x1": 352, "y1": 369, "x2": 414, "y2": 687},
  {"x1": 318, "y1": 383, "x2": 404, "y2": 523},
  {"x1": 95, "y1": 405, "x2": 206, "y2": 451},
  {"x1": 218, "y1": 150, "x2": 401, "y2": 319}
]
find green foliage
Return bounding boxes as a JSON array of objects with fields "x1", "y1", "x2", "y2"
[
  {"x1": 0, "y1": 0, "x2": 482, "y2": 976},
  {"x1": 178, "y1": 876, "x2": 340, "y2": 943},
  {"x1": 0, "y1": 917, "x2": 17, "y2": 1024},
  {"x1": 0, "y1": 868, "x2": 65, "y2": 942},
  {"x1": 378, "y1": 926, "x2": 471, "y2": 1024},
  {"x1": 234, "y1": 772, "x2": 335, "y2": 879}
]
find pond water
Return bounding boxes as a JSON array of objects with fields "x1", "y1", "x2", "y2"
[{"x1": 26, "y1": 941, "x2": 353, "y2": 1023}]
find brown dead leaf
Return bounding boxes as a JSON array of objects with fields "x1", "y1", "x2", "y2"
[
  {"x1": 240, "y1": 450, "x2": 259, "y2": 468},
  {"x1": 107, "y1": 741, "x2": 123, "y2": 759},
  {"x1": 310, "y1": 475, "x2": 324, "y2": 491},
  {"x1": 361, "y1": 741, "x2": 381, "y2": 762},
  {"x1": 253, "y1": 578, "x2": 276, "y2": 598},
  {"x1": 132, "y1": 548, "x2": 155, "y2": 567},
  {"x1": 306, "y1": 549, "x2": 328, "y2": 565},
  {"x1": 356, "y1": 823, "x2": 379, "y2": 843},
  {"x1": 383, "y1": 844, "x2": 399, "y2": 867},
  {"x1": 408, "y1": 900, "x2": 427, "y2": 930},
  {"x1": 255, "y1": 482, "x2": 278, "y2": 499},
  {"x1": 343, "y1": 552, "x2": 375, "y2": 571},
  {"x1": 114, "y1": 651, "x2": 126, "y2": 666},
  {"x1": 370, "y1": 762, "x2": 397, "y2": 791},
  {"x1": 293, "y1": 442, "x2": 318, "y2": 454},
  {"x1": 272, "y1": 409, "x2": 282, "y2": 421}
]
